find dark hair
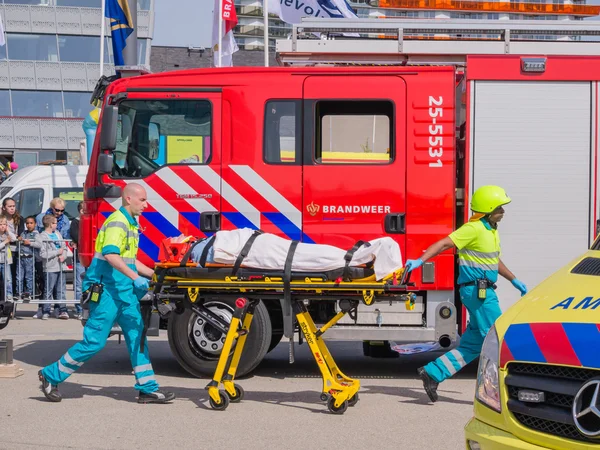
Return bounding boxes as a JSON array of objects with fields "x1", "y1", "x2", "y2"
[
  {"x1": 78, "y1": 201, "x2": 83, "y2": 213},
  {"x1": 2, "y1": 197, "x2": 21, "y2": 230},
  {"x1": 25, "y1": 215, "x2": 37, "y2": 222}
]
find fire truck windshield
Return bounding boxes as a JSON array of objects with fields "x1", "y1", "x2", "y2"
[{"x1": 110, "y1": 99, "x2": 212, "y2": 178}]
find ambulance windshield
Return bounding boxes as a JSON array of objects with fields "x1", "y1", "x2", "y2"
[{"x1": 111, "y1": 99, "x2": 212, "y2": 178}]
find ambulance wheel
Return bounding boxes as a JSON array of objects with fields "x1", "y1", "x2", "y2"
[
  {"x1": 168, "y1": 299, "x2": 272, "y2": 378},
  {"x1": 226, "y1": 384, "x2": 245, "y2": 403},
  {"x1": 209, "y1": 391, "x2": 230, "y2": 411},
  {"x1": 327, "y1": 397, "x2": 348, "y2": 415},
  {"x1": 348, "y1": 394, "x2": 359, "y2": 407}
]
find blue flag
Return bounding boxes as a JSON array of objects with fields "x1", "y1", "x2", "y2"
[{"x1": 105, "y1": 0, "x2": 134, "y2": 66}]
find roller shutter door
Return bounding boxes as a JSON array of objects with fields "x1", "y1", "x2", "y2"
[{"x1": 472, "y1": 81, "x2": 592, "y2": 311}]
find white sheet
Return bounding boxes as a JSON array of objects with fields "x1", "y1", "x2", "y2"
[{"x1": 212, "y1": 228, "x2": 403, "y2": 281}]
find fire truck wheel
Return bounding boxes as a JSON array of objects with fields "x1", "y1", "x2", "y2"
[{"x1": 167, "y1": 299, "x2": 272, "y2": 378}]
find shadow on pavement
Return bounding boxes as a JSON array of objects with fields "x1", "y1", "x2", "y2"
[
  {"x1": 27, "y1": 380, "x2": 472, "y2": 413},
  {"x1": 13, "y1": 336, "x2": 477, "y2": 385}
]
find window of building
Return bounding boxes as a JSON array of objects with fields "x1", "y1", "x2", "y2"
[
  {"x1": 12, "y1": 91, "x2": 63, "y2": 118},
  {"x1": 0, "y1": 91, "x2": 11, "y2": 116},
  {"x1": 63, "y1": 91, "x2": 93, "y2": 118},
  {"x1": 138, "y1": 38, "x2": 147, "y2": 65},
  {"x1": 58, "y1": 35, "x2": 109, "y2": 63},
  {"x1": 7, "y1": 34, "x2": 59, "y2": 61},
  {"x1": 315, "y1": 101, "x2": 393, "y2": 165},
  {"x1": 4, "y1": 0, "x2": 50, "y2": 4},
  {"x1": 56, "y1": 0, "x2": 101, "y2": 5},
  {"x1": 111, "y1": 99, "x2": 212, "y2": 178},
  {"x1": 264, "y1": 100, "x2": 300, "y2": 164}
]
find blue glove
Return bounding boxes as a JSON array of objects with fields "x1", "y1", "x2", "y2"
[
  {"x1": 405, "y1": 259, "x2": 424, "y2": 273},
  {"x1": 511, "y1": 278, "x2": 527, "y2": 297},
  {"x1": 133, "y1": 276, "x2": 149, "y2": 291}
]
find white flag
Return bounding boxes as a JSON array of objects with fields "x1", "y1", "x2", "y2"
[
  {"x1": 268, "y1": 0, "x2": 357, "y2": 24},
  {"x1": 0, "y1": 14, "x2": 5, "y2": 47},
  {"x1": 212, "y1": 0, "x2": 239, "y2": 67}
]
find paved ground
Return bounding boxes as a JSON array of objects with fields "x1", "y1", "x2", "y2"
[{"x1": 1, "y1": 304, "x2": 477, "y2": 450}]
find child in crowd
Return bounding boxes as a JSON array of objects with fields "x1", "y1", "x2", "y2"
[
  {"x1": 18, "y1": 216, "x2": 42, "y2": 317},
  {"x1": 0, "y1": 215, "x2": 16, "y2": 301},
  {"x1": 37, "y1": 214, "x2": 69, "y2": 320}
]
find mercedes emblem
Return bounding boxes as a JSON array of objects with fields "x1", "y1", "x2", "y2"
[{"x1": 573, "y1": 378, "x2": 600, "y2": 438}]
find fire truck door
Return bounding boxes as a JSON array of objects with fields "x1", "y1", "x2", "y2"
[
  {"x1": 302, "y1": 75, "x2": 407, "y2": 251},
  {"x1": 100, "y1": 90, "x2": 222, "y2": 266}
]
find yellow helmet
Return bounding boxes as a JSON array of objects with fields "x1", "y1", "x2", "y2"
[{"x1": 471, "y1": 185, "x2": 511, "y2": 214}]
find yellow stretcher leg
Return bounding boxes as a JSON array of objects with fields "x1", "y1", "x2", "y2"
[
  {"x1": 206, "y1": 297, "x2": 254, "y2": 411},
  {"x1": 295, "y1": 302, "x2": 360, "y2": 414}
]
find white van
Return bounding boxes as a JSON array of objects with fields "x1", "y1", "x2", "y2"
[{"x1": 0, "y1": 165, "x2": 88, "y2": 221}]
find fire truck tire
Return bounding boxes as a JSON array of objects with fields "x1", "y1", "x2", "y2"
[{"x1": 167, "y1": 299, "x2": 272, "y2": 378}]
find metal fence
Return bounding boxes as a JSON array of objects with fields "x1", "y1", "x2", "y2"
[{"x1": 1, "y1": 238, "x2": 83, "y2": 307}]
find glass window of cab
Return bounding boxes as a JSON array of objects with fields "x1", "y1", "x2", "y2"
[{"x1": 111, "y1": 99, "x2": 212, "y2": 179}]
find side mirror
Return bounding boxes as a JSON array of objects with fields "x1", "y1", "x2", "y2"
[
  {"x1": 98, "y1": 153, "x2": 113, "y2": 175},
  {"x1": 100, "y1": 105, "x2": 118, "y2": 151},
  {"x1": 148, "y1": 122, "x2": 160, "y2": 160}
]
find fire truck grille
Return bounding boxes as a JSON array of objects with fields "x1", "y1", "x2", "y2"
[{"x1": 506, "y1": 363, "x2": 600, "y2": 444}]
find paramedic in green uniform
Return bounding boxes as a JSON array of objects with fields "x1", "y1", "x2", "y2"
[
  {"x1": 38, "y1": 183, "x2": 175, "y2": 404},
  {"x1": 404, "y1": 185, "x2": 527, "y2": 403}
]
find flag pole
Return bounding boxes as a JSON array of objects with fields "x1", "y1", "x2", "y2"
[
  {"x1": 218, "y1": 0, "x2": 223, "y2": 67},
  {"x1": 100, "y1": 0, "x2": 105, "y2": 77},
  {"x1": 263, "y1": 0, "x2": 269, "y2": 67}
]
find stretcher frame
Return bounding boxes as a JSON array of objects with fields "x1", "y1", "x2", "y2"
[{"x1": 150, "y1": 262, "x2": 416, "y2": 415}]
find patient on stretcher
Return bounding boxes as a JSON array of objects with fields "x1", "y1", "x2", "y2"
[{"x1": 188, "y1": 228, "x2": 403, "y2": 281}]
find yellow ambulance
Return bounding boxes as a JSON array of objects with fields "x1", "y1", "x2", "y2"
[{"x1": 465, "y1": 241, "x2": 600, "y2": 449}]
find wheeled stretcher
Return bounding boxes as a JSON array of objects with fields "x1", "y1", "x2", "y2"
[{"x1": 148, "y1": 236, "x2": 416, "y2": 414}]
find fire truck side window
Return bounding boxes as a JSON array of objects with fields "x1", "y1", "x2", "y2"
[
  {"x1": 314, "y1": 100, "x2": 393, "y2": 165},
  {"x1": 112, "y1": 99, "x2": 212, "y2": 178},
  {"x1": 263, "y1": 100, "x2": 301, "y2": 165}
]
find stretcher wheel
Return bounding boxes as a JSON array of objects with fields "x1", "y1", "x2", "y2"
[
  {"x1": 209, "y1": 391, "x2": 230, "y2": 411},
  {"x1": 320, "y1": 393, "x2": 328, "y2": 402},
  {"x1": 348, "y1": 394, "x2": 359, "y2": 407},
  {"x1": 226, "y1": 384, "x2": 245, "y2": 403},
  {"x1": 327, "y1": 397, "x2": 348, "y2": 415}
]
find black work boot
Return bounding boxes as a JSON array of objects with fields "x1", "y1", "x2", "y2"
[
  {"x1": 417, "y1": 367, "x2": 439, "y2": 403},
  {"x1": 138, "y1": 390, "x2": 176, "y2": 404},
  {"x1": 38, "y1": 370, "x2": 62, "y2": 402}
]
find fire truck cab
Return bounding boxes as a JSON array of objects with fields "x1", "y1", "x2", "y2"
[{"x1": 82, "y1": 19, "x2": 600, "y2": 378}]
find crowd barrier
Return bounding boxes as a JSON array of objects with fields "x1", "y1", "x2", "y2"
[{"x1": 0, "y1": 239, "x2": 83, "y2": 306}]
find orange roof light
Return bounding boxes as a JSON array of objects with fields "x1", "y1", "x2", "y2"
[{"x1": 377, "y1": 0, "x2": 600, "y2": 16}]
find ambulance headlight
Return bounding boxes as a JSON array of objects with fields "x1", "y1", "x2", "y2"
[{"x1": 475, "y1": 325, "x2": 501, "y2": 413}]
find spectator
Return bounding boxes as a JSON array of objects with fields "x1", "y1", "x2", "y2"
[
  {"x1": 18, "y1": 216, "x2": 41, "y2": 316},
  {"x1": 3, "y1": 197, "x2": 24, "y2": 299},
  {"x1": 69, "y1": 202, "x2": 84, "y2": 319},
  {"x1": 37, "y1": 214, "x2": 69, "y2": 320},
  {"x1": 36, "y1": 198, "x2": 70, "y2": 239},
  {"x1": 0, "y1": 157, "x2": 11, "y2": 183},
  {"x1": 0, "y1": 215, "x2": 16, "y2": 302},
  {"x1": 10, "y1": 162, "x2": 18, "y2": 173}
]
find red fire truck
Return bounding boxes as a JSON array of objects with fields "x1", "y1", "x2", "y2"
[{"x1": 82, "y1": 19, "x2": 600, "y2": 377}]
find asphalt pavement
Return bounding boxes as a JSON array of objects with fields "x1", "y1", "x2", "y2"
[{"x1": 0, "y1": 304, "x2": 477, "y2": 450}]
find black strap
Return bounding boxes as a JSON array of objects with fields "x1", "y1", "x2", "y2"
[
  {"x1": 180, "y1": 237, "x2": 210, "y2": 267},
  {"x1": 140, "y1": 269, "x2": 168, "y2": 353},
  {"x1": 342, "y1": 240, "x2": 371, "y2": 281},
  {"x1": 231, "y1": 230, "x2": 263, "y2": 276},
  {"x1": 199, "y1": 235, "x2": 216, "y2": 267},
  {"x1": 282, "y1": 240, "x2": 299, "y2": 338}
]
